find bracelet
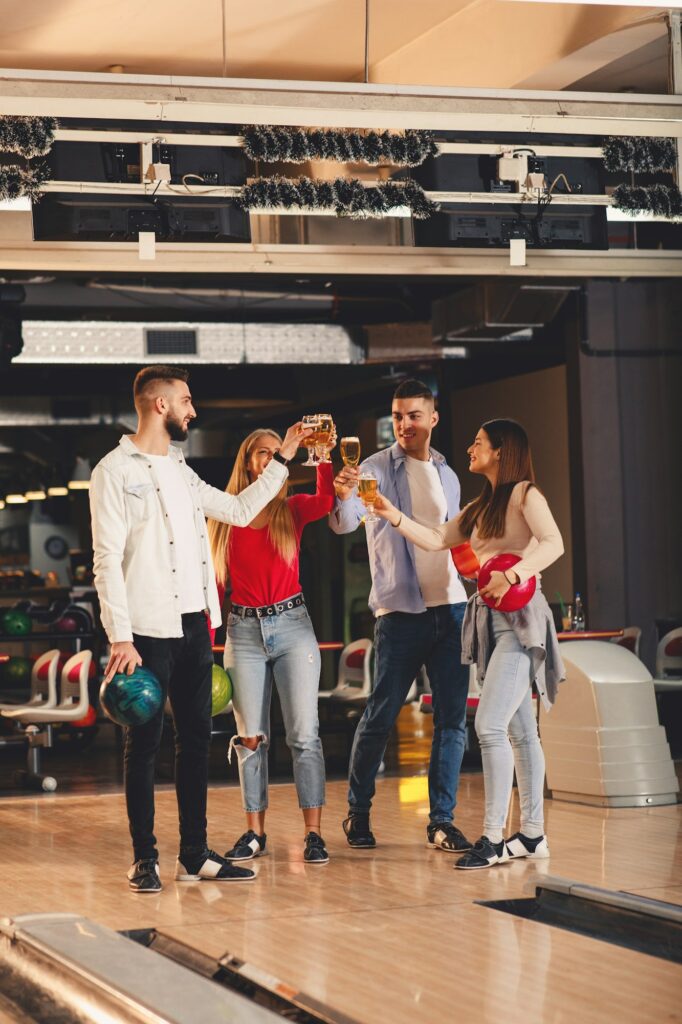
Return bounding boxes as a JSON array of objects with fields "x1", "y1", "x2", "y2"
[
  {"x1": 391, "y1": 513, "x2": 402, "y2": 528},
  {"x1": 503, "y1": 569, "x2": 517, "y2": 585}
]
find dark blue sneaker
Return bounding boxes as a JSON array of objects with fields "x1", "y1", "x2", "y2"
[
  {"x1": 175, "y1": 848, "x2": 255, "y2": 882},
  {"x1": 127, "y1": 858, "x2": 162, "y2": 893},
  {"x1": 224, "y1": 830, "x2": 267, "y2": 861},
  {"x1": 455, "y1": 836, "x2": 509, "y2": 870},
  {"x1": 342, "y1": 813, "x2": 376, "y2": 848},
  {"x1": 304, "y1": 832, "x2": 329, "y2": 864},
  {"x1": 427, "y1": 822, "x2": 472, "y2": 853}
]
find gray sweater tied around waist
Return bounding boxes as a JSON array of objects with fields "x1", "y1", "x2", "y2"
[{"x1": 461, "y1": 590, "x2": 565, "y2": 711}]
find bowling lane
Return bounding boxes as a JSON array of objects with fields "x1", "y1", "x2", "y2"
[{"x1": 161, "y1": 898, "x2": 680, "y2": 1024}]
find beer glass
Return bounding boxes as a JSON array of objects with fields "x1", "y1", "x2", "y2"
[
  {"x1": 301, "y1": 414, "x2": 321, "y2": 466},
  {"x1": 358, "y1": 472, "x2": 379, "y2": 523},
  {"x1": 314, "y1": 413, "x2": 335, "y2": 463},
  {"x1": 340, "y1": 436, "x2": 361, "y2": 467}
]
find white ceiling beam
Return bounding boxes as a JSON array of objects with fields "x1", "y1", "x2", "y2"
[
  {"x1": 38, "y1": 180, "x2": 613, "y2": 206},
  {"x1": 53, "y1": 131, "x2": 605, "y2": 159},
  {"x1": 0, "y1": 238, "x2": 680, "y2": 277},
  {"x1": 1, "y1": 69, "x2": 681, "y2": 137}
]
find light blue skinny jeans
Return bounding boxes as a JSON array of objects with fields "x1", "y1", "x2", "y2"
[
  {"x1": 224, "y1": 604, "x2": 325, "y2": 813},
  {"x1": 474, "y1": 610, "x2": 546, "y2": 844}
]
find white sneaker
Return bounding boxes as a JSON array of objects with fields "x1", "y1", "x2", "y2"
[{"x1": 505, "y1": 832, "x2": 550, "y2": 859}]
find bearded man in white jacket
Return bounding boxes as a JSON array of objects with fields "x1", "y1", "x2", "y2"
[{"x1": 90, "y1": 365, "x2": 306, "y2": 892}]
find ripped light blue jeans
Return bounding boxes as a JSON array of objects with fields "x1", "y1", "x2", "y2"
[
  {"x1": 474, "y1": 610, "x2": 546, "y2": 844},
  {"x1": 224, "y1": 604, "x2": 325, "y2": 813}
]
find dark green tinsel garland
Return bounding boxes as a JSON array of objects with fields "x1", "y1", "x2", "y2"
[
  {"x1": 242, "y1": 127, "x2": 437, "y2": 167},
  {"x1": 0, "y1": 116, "x2": 57, "y2": 158},
  {"x1": 611, "y1": 183, "x2": 682, "y2": 218},
  {"x1": 603, "y1": 137, "x2": 676, "y2": 174},
  {"x1": 0, "y1": 164, "x2": 50, "y2": 202},
  {"x1": 237, "y1": 176, "x2": 438, "y2": 219}
]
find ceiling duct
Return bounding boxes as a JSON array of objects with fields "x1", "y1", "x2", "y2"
[
  {"x1": 432, "y1": 282, "x2": 575, "y2": 343},
  {"x1": 16, "y1": 321, "x2": 363, "y2": 364}
]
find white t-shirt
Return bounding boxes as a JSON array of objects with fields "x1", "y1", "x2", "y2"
[
  {"x1": 147, "y1": 453, "x2": 205, "y2": 614},
  {"x1": 403, "y1": 456, "x2": 467, "y2": 608}
]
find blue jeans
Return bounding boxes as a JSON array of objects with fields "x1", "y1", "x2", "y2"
[
  {"x1": 348, "y1": 603, "x2": 469, "y2": 824},
  {"x1": 224, "y1": 604, "x2": 325, "y2": 813},
  {"x1": 474, "y1": 610, "x2": 546, "y2": 843}
]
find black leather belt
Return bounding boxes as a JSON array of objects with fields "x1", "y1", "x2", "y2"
[{"x1": 231, "y1": 593, "x2": 305, "y2": 619}]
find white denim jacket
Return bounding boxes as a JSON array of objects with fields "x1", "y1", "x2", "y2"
[{"x1": 90, "y1": 435, "x2": 288, "y2": 643}]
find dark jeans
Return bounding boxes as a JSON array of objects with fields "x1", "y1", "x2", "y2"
[
  {"x1": 125, "y1": 612, "x2": 213, "y2": 862},
  {"x1": 348, "y1": 603, "x2": 469, "y2": 824}
]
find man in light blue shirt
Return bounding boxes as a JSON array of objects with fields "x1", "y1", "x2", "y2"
[{"x1": 330, "y1": 379, "x2": 472, "y2": 854}]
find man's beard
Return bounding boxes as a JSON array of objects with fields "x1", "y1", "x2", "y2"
[{"x1": 166, "y1": 413, "x2": 189, "y2": 442}]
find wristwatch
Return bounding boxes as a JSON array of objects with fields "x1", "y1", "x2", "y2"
[{"x1": 272, "y1": 450, "x2": 289, "y2": 466}]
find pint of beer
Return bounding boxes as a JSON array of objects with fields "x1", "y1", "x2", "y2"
[{"x1": 340, "y1": 436, "x2": 361, "y2": 467}]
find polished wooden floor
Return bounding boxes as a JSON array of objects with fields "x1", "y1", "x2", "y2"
[{"x1": 1, "y1": 722, "x2": 680, "y2": 1024}]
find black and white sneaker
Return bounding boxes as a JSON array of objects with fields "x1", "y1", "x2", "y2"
[
  {"x1": 505, "y1": 832, "x2": 550, "y2": 860},
  {"x1": 127, "y1": 858, "x2": 162, "y2": 893},
  {"x1": 175, "y1": 848, "x2": 256, "y2": 882},
  {"x1": 454, "y1": 836, "x2": 509, "y2": 870},
  {"x1": 304, "y1": 832, "x2": 330, "y2": 864},
  {"x1": 427, "y1": 822, "x2": 472, "y2": 853},
  {"x1": 224, "y1": 830, "x2": 267, "y2": 861},
  {"x1": 342, "y1": 813, "x2": 376, "y2": 848}
]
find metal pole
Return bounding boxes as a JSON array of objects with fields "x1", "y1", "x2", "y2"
[
  {"x1": 670, "y1": 10, "x2": 682, "y2": 183},
  {"x1": 221, "y1": 0, "x2": 228, "y2": 78},
  {"x1": 364, "y1": 0, "x2": 370, "y2": 84}
]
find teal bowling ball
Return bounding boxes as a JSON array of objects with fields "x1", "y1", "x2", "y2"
[
  {"x1": 1, "y1": 609, "x2": 32, "y2": 637},
  {"x1": 211, "y1": 664, "x2": 233, "y2": 716},
  {"x1": 99, "y1": 666, "x2": 163, "y2": 727}
]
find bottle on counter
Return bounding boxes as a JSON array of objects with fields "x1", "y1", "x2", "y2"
[{"x1": 572, "y1": 593, "x2": 586, "y2": 632}]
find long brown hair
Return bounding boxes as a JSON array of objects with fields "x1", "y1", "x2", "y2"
[
  {"x1": 207, "y1": 429, "x2": 297, "y2": 587},
  {"x1": 459, "y1": 419, "x2": 536, "y2": 540}
]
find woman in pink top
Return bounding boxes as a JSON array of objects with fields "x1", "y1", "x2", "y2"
[
  {"x1": 374, "y1": 419, "x2": 565, "y2": 870},
  {"x1": 208, "y1": 428, "x2": 335, "y2": 865}
]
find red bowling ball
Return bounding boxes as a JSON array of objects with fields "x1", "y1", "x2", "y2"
[{"x1": 477, "y1": 553, "x2": 536, "y2": 612}]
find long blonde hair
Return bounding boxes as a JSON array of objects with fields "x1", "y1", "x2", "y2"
[{"x1": 207, "y1": 429, "x2": 297, "y2": 587}]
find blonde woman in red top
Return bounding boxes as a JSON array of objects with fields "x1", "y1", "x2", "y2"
[{"x1": 208, "y1": 428, "x2": 335, "y2": 864}]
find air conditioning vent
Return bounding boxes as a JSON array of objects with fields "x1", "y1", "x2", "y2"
[{"x1": 145, "y1": 329, "x2": 197, "y2": 356}]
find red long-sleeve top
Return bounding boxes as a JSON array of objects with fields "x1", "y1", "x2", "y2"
[{"x1": 215, "y1": 462, "x2": 335, "y2": 620}]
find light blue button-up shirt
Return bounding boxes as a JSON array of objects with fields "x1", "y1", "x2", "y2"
[{"x1": 329, "y1": 442, "x2": 468, "y2": 615}]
